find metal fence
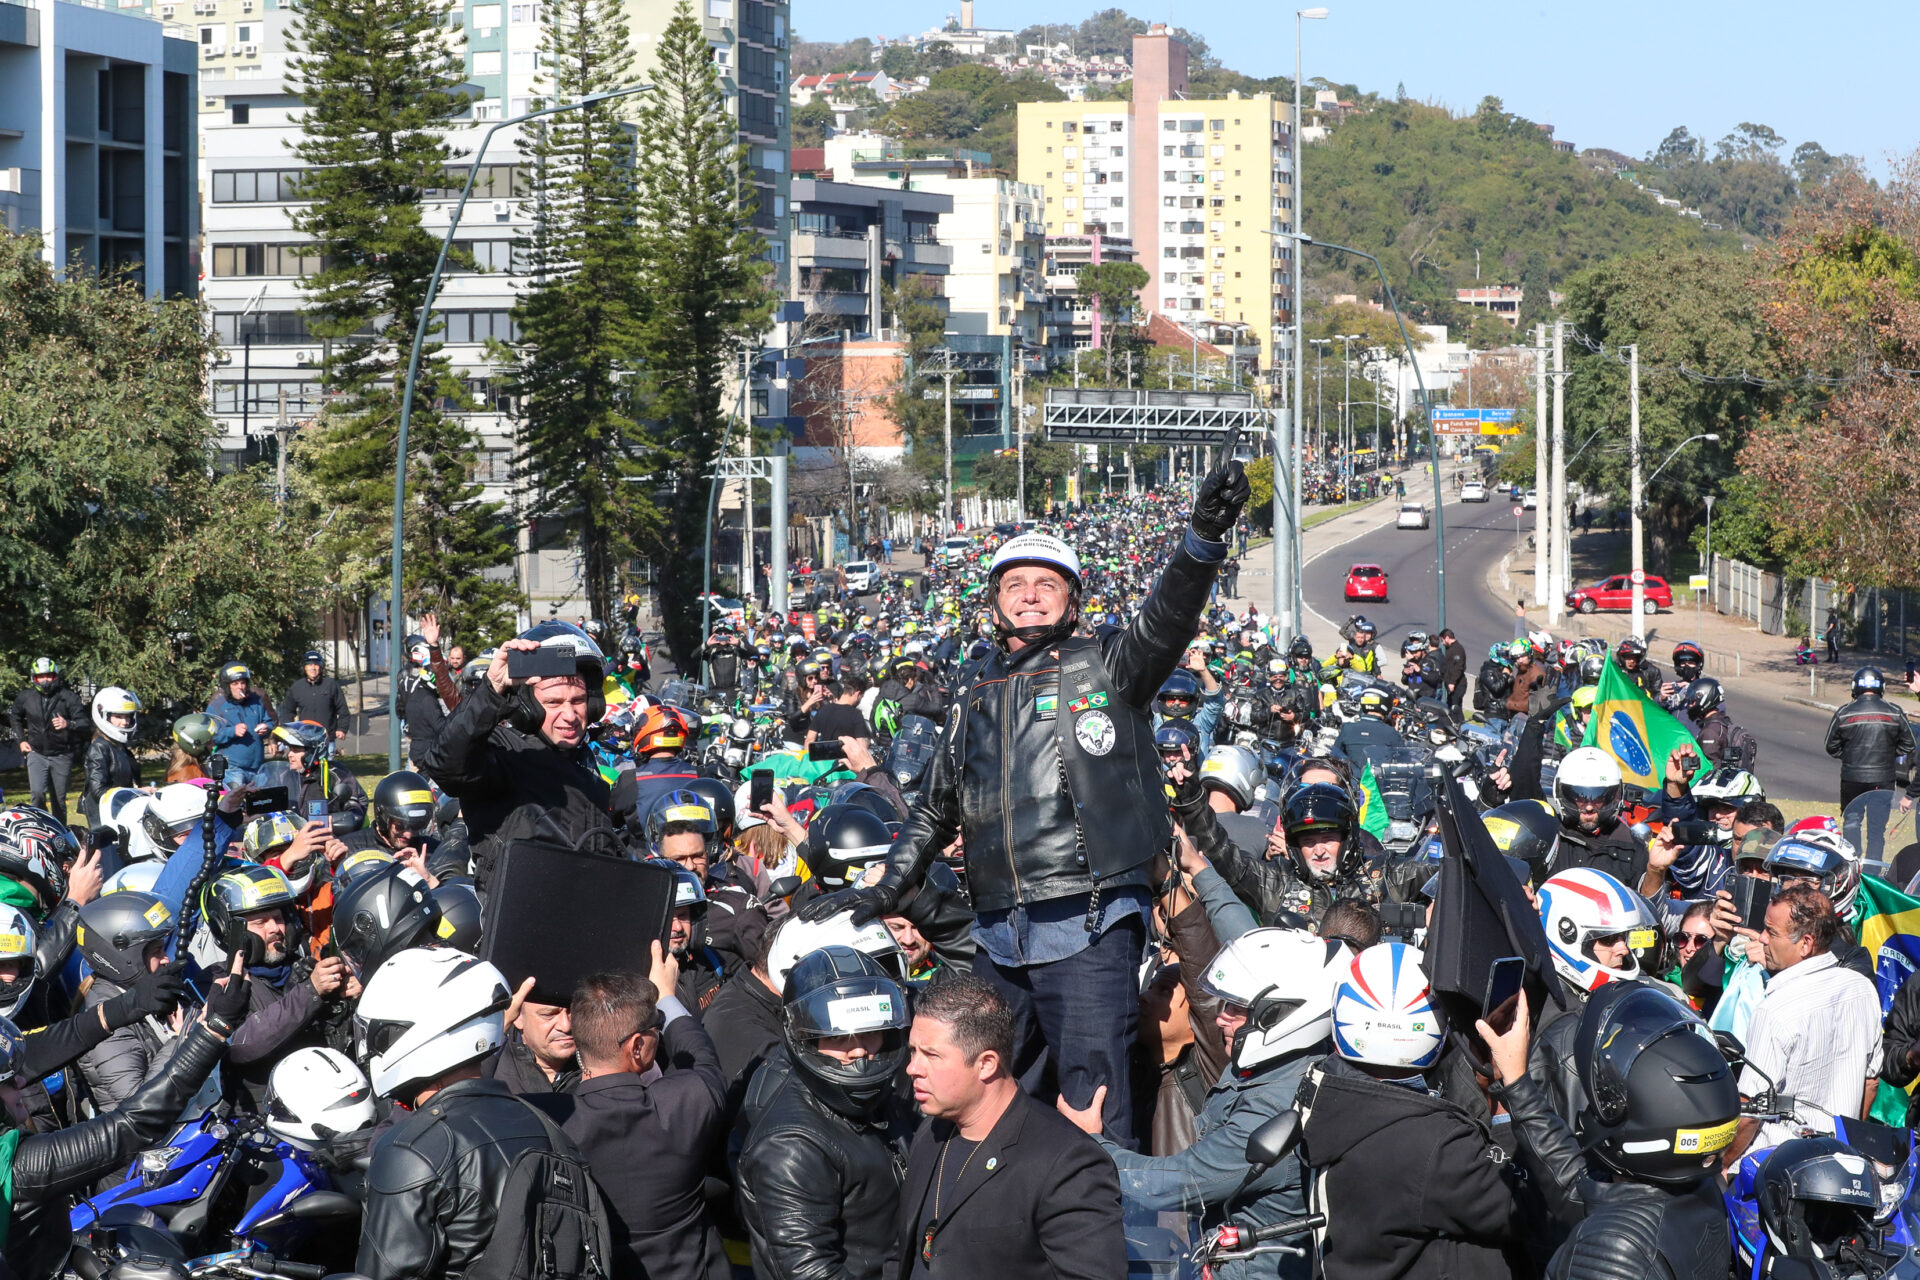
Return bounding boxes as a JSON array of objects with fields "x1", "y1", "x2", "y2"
[{"x1": 1714, "y1": 555, "x2": 1920, "y2": 661}]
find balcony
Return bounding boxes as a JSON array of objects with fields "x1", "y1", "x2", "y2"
[
  {"x1": 791, "y1": 228, "x2": 869, "y2": 266},
  {"x1": 903, "y1": 240, "x2": 951, "y2": 266}
]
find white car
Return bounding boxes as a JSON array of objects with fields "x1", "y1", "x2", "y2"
[
  {"x1": 941, "y1": 536, "x2": 972, "y2": 566},
  {"x1": 1522, "y1": 489, "x2": 1539, "y2": 510},
  {"x1": 1461, "y1": 482, "x2": 1488, "y2": 503},
  {"x1": 843, "y1": 561, "x2": 880, "y2": 594},
  {"x1": 1396, "y1": 502, "x2": 1430, "y2": 530}
]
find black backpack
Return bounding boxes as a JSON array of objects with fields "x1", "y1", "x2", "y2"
[
  {"x1": 1724, "y1": 722, "x2": 1759, "y2": 773},
  {"x1": 467, "y1": 1102, "x2": 614, "y2": 1280}
]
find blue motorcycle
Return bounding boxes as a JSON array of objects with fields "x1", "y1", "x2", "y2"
[{"x1": 71, "y1": 1109, "x2": 359, "y2": 1262}]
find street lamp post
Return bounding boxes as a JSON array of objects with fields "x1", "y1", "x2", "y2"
[
  {"x1": 387, "y1": 83, "x2": 649, "y2": 770},
  {"x1": 1289, "y1": 6, "x2": 1328, "y2": 643},
  {"x1": 1700, "y1": 493, "x2": 1716, "y2": 629},
  {"x1": 1336, "y1": 333, "x2": 1359, "y2": 481},
  {"x1": 1269, "y1": 229, "x2": 1445, "y2": 628}
]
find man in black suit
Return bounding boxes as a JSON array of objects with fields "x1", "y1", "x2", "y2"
[{"x1": 888, "y1": 979, "x2": 1123, "y2": 1280}]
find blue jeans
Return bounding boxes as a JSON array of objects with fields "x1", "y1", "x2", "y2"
[{"x1": 973, "y1": 912, "x2": 1144, "y2": 1148}]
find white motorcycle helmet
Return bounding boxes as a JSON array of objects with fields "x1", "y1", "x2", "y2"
[
  {"x1": 134, "y1": 783, "x2": 208, "y2": 862},
  {"x1": 90, "y1": 687, "x2": 143, "y2": 746},
  {"x1": 102, "y1": 862, "x2": 165, "y2": 896},
  {"x1": 1332, "y1": 941, "x2": 1445, "y2": 1071},
  {"x1": 1537, "y1": 867, "x2": 1659, "y2": 992},
  {"x1": 1554, "y1": 747, "x2": 1626, "y2": 830},
  {"x1": 766, "y1": 911, "x2": 908, "y2": 995},
  {"x1": 1198, "y1": 745, "x2": 1263, "y2": 812},
  {"x1": 264, "y1": 1047, "x2": 376, "y2": 1147},
  {"x1": 355, "y1": 949, "x2": 511, "y2": 1099},
  {"x1": 0, "y1": 907, "x2": 37, "y2": 1020},
  {"x1": 1197, "y1": 927, "x2": 1347, "y2": 1071}
]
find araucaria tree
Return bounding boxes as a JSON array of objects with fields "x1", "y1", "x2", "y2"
[
  {"x1": 506, "y1": 0, "x2": 653, "y2": 633},
  {"x1": 288, "y1": 0, "x2": 521, "y2": 644},
  {"x1": 632, "y1": 0, "x2": 776, "y2": 661}
]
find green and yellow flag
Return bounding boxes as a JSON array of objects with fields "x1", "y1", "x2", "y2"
[
  {"x1": 1853, "y1": 874, "x2": 1920, "y2": 1125},
  {"x1": 1579, "y1": 657, "x2": 1705, "y2": 790},
  {"x1": 1356, "y1": 762, "x2": 1390, "y2": 838}
]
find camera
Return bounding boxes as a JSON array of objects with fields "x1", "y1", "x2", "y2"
[
  {"x1": 1378, "y1": 901, "x2": 1423, "y2": 942},
  {"x1": 1669, "y1": 819, "x2": 1729, "y2": 846}
]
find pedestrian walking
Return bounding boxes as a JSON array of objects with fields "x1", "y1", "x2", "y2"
[{"x1": 1825, "y1": 609, "x2": 1842, "y2": 664}]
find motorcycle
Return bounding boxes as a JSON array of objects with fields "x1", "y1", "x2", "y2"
[{"x1": 1120, "y1": 1110, "x2": 1315, "y2": 1280}]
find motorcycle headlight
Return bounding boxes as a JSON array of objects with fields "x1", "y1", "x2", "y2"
[
  {"x1": 139, "y1": 1145, "x2": 183, "y2": 1188},
  {"x1": 1874, "y1": 1162, "x2": 1905, "y2": 1223},
  {"x1": 1387, "y1": 821, "x2": 1418, "y2": 842}
]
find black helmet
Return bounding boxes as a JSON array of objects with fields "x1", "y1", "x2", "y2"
[
  {"x1": 1478, "y1": 799, "x2": 1562, "y2": 885},
  {"x1": 827, "y1": 782, "x2": 899, "y2": 825},
  {"x1": 1154, "y1": 721, "x2": 1201, "y2": 759},
  {"x1": 332, "y1": 863, "x2": 443, "y2": 979},
  {"x1": 1575, "y1": 983, "x2": 1739, "y2": 1187},
  {"x1": 1672, "y1": 641, "x2": 1705, "y2": 679},
  {"x1": 1853, "y1": 666, "x2": 1885, "y2": 697},
  {"x1": 1616, "y1": 636, "x2": 1647, "y2": 662},
  {"x1": 372, "y1": 772, "x2": 437, "y2": 848},
  {"x1": 1355, "y1": 685, "x2": 1394, "y2": 719},
  {"x1": 76, "y1": 891, "x2": 176, "y2": 986},
  {"x1": 1349, "y1": 615, "x2": 1375, "y2": 636},
  {"x1": 1154, "y1": 669, "x2": 1203, "y2": 719},
  {"x1": 1757, "y1": 1135, "x2": 1881, "y2": 1261},
  {"x1": 781, "y1": 944, "x2": 910, "y2": 1120},
  {"x1": 1281, "y1": 783, "x2": 1357, "y2": 882},
  {"x1": 681, "y1": 776, "x2": 738, "y2": 839},
  {"x1": 202, "y1": 865, "x2": 299, "y2": 959},
  {"x1": 642, "y1": 790, "x2": 721, "y2": 862},
  {"x1": 1577, "y1": 652, "x2": 1606, "y2": 686},
  {"x1": 428, "y1": 883, "x2": 482, "y2": 955},
  {"x1": 805, "y1": 805, "x2": 895, "y2": 890},
  {"x1": 1681, "y1": 677, "x2": 1724, "y2": 718},
  {"x1": 1289, "y1": 636, "x2": 1314, "y2": 662}
]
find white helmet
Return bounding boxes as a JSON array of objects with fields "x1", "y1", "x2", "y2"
[
  {"x1": 1332, "y1": 942, "x2": 1444, "y2": 1070},
  {"x1": 1554, "y1": 747, "x2": 1625, "y2": 829},
  {"x1": 1197, "y1": 927, "x2": 1346, "y2": 1070},
  {"x1": 766, "y1": 910, "x2": 908, "y2": 995},
  {"x1": 90, "y1": 687, "x2": 143, "y2": 745},
  {"x1": 1537, "y1": 867, "x2": 1658, "y2": 992},
  {"x1": 1692, "y1": 767, "x2": 1763, "y2": 806},
  {"x1": 354, "y1": 948, "x2": 511, "y2": 1099},
  {"x1": 1199, "y1": 745, "x2": 1263, "y2": 811},
  {"x1": 102, "y1": 862, "x2": 165, "y2": 896},
  {"x1": 0, "y1": 907, "x2": 38, "y2": 1020},
  {"x1": 264, "y1": 1047, "x2": 375, "y2": 1146},
  {"x1": 732, "y1": 779, "x2": 766, "y2": 832},
  {"x1": 987, "y1": 533, "x2": 1082, "y2": 588},
  {"x1": 138, "y1": 783, "x2": 207, "y2": 860}
]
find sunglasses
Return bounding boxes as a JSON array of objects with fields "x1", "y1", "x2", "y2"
[{"x1": 1678, "y1": 932, "x2": 1712, "y2": 948}]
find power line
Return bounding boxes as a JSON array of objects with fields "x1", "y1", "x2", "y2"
[{"x1": 1562, "y1": 327, "x2": 1920, "y2": 388}]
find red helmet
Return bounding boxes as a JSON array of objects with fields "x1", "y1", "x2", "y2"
[{"x1": 632, "y1": 705, "x2": 693, "y2": 757}]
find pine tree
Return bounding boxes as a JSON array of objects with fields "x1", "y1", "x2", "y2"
[
  {"x1": 288, "y1": 0, "x2": 521, "y2": 645},
  {"x1": 632, "y1": 0, "x2": 776, "y2": 662},
  {"x1": 505, "y1": 0, "x2": 653, "y2": 633}
]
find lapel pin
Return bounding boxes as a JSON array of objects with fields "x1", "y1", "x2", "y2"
[{"x1": 986, "y1": 1157, "x2": 998, "y2": 1171}]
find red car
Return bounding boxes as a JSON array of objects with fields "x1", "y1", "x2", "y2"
[
  {"x1": 1344, "y1": 564, "x2": 1389, "y2": 602},
  {"x1": 1567, "y1": 574, "x2": 1673, "y2": 615}
]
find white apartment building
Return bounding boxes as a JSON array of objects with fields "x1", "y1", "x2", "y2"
[{"x1": 867, "y1": 173, "x2": 1045, "y2": 347}]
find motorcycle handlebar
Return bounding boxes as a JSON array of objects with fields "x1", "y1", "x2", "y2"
[{"x1": 1248, "y1": 1215, "x2": 1325, "y2": 1244}]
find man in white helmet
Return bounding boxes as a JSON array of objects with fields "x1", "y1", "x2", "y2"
[{"x1": 802, "y1": 459, "x2": 1250, "y2": 1146}]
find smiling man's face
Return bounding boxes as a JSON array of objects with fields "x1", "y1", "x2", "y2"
[{"x1": 996, "y1": 566, "x2": 1071, "y2": 645}]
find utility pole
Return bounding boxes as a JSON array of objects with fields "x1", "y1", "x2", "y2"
[
  {"x1": 273, "y1": 388, "x2": 292, "y2": 508},
  {"x1": 1629, "y1": 343, "x2": 1645, "y2": 637},
  {"x1": 1533, "y1": 323, "x2": 1548, "y2": 608},
  {"x1": 1547, "y1": 319, "x2": 1567, "y2": 623},
  {"x1": 741, "y1": 349, "x2": 753, "y2": 602},
  {"x1": 941, "y1": 363, "x2": 956, "y2": 531},
  {"x1": 1013, "y1": 356, "x2": 1026, "y2": 515}
]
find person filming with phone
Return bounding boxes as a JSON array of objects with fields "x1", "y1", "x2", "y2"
[{"x1": 419, "y1": 621, "x2": 614, "y2": 893}]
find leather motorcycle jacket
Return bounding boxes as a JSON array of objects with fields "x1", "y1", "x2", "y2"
[
  {"x1": 1172, "y1": 781, "x2": 1378, "y2": 925},
  {"x1": 737, "y1": 1071, "x2": 910, "y2": 1280},
  {"x1": 1825, "y1": 693, "x2": 1919, "y2": 785},
  {"x1": 884, "y1": 537, "x2": 1220, "y2": 914},
  {"x1": 1544, "y1": 1178, "x2": 1727, "y2": 1280},
  {"x1": 357, "y1": 1076, "x2": 578, "y2": 1280}
]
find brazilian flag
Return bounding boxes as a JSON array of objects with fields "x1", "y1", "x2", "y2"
[
  {"x1": 1579, "y1": 658, "x2": 1705, "y2": 790},
  {"x1": 1355, "y1": 762, "x2": 1390, "y2": 839},
  {"x1": 1854, "y1": 875, "x2": 1920, "y2": 1125}
]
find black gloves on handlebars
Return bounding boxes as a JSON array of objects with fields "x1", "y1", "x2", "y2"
[
  {"x1": 797, "y1": 882, "x2": 901, "y2": 926},
  {"x1": 100, "y1": 962, "x2": 189, "y2": 1030},
  {"x1": 1191, "y1": 460, "x2": 1251, "y2": 542}
]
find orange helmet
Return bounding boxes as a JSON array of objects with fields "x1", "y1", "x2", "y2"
[{"x1": 632, "y1": 705, "x2": 692, "y2": 756}]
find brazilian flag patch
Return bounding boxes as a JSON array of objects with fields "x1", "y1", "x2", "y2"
[{"x1": 1067, "y1": 692, "x2": 1109, "y2": 713}]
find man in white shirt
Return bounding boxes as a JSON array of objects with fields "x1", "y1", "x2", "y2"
[{"x1": 1724, "y1": 883, "x2": 1883, "y2": 1166}]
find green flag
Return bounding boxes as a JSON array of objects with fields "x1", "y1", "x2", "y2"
[
  {"x1": 1356, "y1": 762, "x2": 1390, "y2": 839},
  {"x1": 1579, "y1": 657, "x2": 1705, "y2": 790},
  {"x1": 1852, "y1": 874, "x2": 1920, "y2": 1125}
]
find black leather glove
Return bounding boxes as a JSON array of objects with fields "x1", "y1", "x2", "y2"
[
  {"x1": 1191, "y1": 459, "x2": 1251, "y2": 541},
  {"x1": 202, "y1": 963, "x2": 253, "y2": 1037},
  {"x1": 101, "y1": 963, "x2": 188, "y2": 1029},
  {"x1": 797, "y1": 883, "x2": 900, "y2": 926}
]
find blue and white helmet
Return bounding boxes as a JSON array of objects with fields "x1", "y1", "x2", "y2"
[
  {"x1": 1538, "y1": 867, "x2": 1659, "y2": 993},
  {"x1": 1332, "y1": 942, "x2": 1444, "y2": 1070}
]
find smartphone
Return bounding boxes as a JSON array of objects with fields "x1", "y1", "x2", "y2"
[
  {"x1": 1733, "y1": 876, "x2": 1772, "y2": 935},
  {"x1": 306, "y1": 799, "x2": 328, "y2": 823},
  {"x1": 749, "y1": 770, "x2": 774, "y2": 812},
  {"x1": 1482, "y1": 955, "x2": 1526, "y2": 1034},
  {"x1": 244, "y1": 786, "x2": 290, "y2": 816},
  {"x1": 807, "y1": 741, "x2": 847, "y2": 761},
  {"x1": 1670, "y1": 819, "x2": 1728, "y2": 846},
  {"x1": 506, "y1": 647, "x2": 577, "y2": 680}
]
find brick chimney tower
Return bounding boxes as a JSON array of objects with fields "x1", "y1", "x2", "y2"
[{"x1": 1130, "y1": 24, "x2": 1189, "y2": 317}]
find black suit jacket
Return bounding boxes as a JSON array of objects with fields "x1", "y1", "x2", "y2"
[{"x1": 885, "y1": 1086, "x2": 1124, "y2": 1280}]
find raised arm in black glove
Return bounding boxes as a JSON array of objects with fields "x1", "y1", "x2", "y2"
[
  {"x1": 99, "y1": 962, "x2": 189, "y2": 1031},
  {"x1": 796, "y1": 874, "x2": 902, "y2": 925},
  {"x1": 1190, "y1": 459, "x2": 1251, "y2": 542},
  {"x1": 201, "y1": 952, "x2": 254, "y2": 1039}
]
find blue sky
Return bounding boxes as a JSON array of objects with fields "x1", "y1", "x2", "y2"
[{"x1": 796, "y1": 0, "x2": 1912, "y2": 177}]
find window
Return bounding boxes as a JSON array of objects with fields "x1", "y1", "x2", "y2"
[
  {"x1": 211, "y1": 242, "x2": 323, "y2": 276},
  {"x1": 199, "y1": 24, "x2": 220, "y2": 43},
  {"x1": 1062, "y1": 122, "x2": 1077, "y2": 134},
  {"x1": 707, "y1": 0, "x2": 729, "y2": 16},
  {"x1": 511, "y1": 49, "x2": 537, "y2": 73},
  {"x1": 471, "y1": 2, "x2": 500, "y2": 28},
  {"x1": 509, "y1": 3, "x2": 534, "y2": 19},
  {"x1": 233, "y1": 21, "x2": 257, "y2": 41},
  {"x1": 213, "y1": 311, "x2": 312, "y2": 344},
  {"x1": 1210, "y1": 145, "x2": 1223, "y2": 157},
  {"x1": 1164, "y1": 271, "x2": 1177, "y2": 283},
  {"x1": 438, "y1": 310, "x2": 520, "y2": 344},
  {"x1": 211, "y1": 169, "x2": 306, "y2": 202},
  {"x1": 230, "y1": 103, "x2": 250, "y2": 124},
  {"x1": 473, "y1": 50, "x2": 502, "y2": 74},
  {"x1": 1163, "y1": 120, "x2": 1176, "y2": 131},
  {"x1": 213, "y1": 379, "x2": 321, "y2": 415},
  {"x1": 1178, "y1": 119, "x2": 1203, "y2": 132},
  {"x1": 1163, "y1": 247, "x2": 1178, "y2": 258},
  {"x1": 1163, "y1": 145, "x2": 1175, "y2": 156},
  {"x1": 1210, "y1": 118, "x2": 1224, "y2": 130},
  {"x1": 452, "y1": 239, "x2": 521, "y2": 272}
]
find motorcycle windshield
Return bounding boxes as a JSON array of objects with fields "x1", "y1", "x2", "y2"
[
  {"x1": 655, "y1": 680, "x2": 707, "y2": 715},
  {"x1": 1119, "y1": 1168, "x2": 1205, "y2": 1280}
]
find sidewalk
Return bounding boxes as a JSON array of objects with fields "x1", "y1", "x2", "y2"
[
  {"x1": 1490, "y1": 528, "x2": 1892, "y2": 715},
  {"x1": 1219, "y1": 494, "x2": 1405, "y2": 651}
]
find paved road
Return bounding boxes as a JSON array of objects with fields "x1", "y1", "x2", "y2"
[{"x1": 1297, "y1": 492, "x2": 1839, "y2": 802}]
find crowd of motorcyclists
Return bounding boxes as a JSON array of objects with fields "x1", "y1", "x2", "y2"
[{"x1": 2, "y1": 461, "x2": 1920, "y2": 1280}]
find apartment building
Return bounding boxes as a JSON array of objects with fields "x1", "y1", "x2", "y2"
[
  {"x1": 0, "y1": 0, "x2": 197, "y2": 295},
  {"x1": 1016, "y1": 24, "x2": 1294, "y2": 376}
]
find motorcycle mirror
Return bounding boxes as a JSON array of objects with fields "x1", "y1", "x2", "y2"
[
  {"x1": 767, "y1": 876, "x2": 802, "y2": 899},
  {"x1": 1712, "y1": 1030, "x2": 1745, "y2": 1064},
  {"x1": 1243, "y1": 1109, "x2": 1301, "y2": 1172},
  {"x1": 329, "y1": 811, "x2": 363, "y2": 836}
]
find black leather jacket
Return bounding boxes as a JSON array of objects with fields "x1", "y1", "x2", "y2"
[
  {"x1": 80, "y1": 737, "x2": 138, "y2": 825},
  {"x1": 1172, "y1": 779, "x2": 1380, "y2": 925},
  {"x1": 357, "y1": 1076, "x2": 576, "y2": 1280},
  {"x1": 7, "y1": 1023, "x2": 228, "y2": 1280},
  {"x1": 1545, "y1": 1178, "x2": 1726, "y2": 1280},
  {"x1": 737, "y1": 1072, "x2": 909, "y2": 1280},
  {"x1": 884, "y1": 537, "x2": 1219, "y2": 914},
  {"x1": 1825, "y1": 693, "x2": 1919, "y2": 787}
]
